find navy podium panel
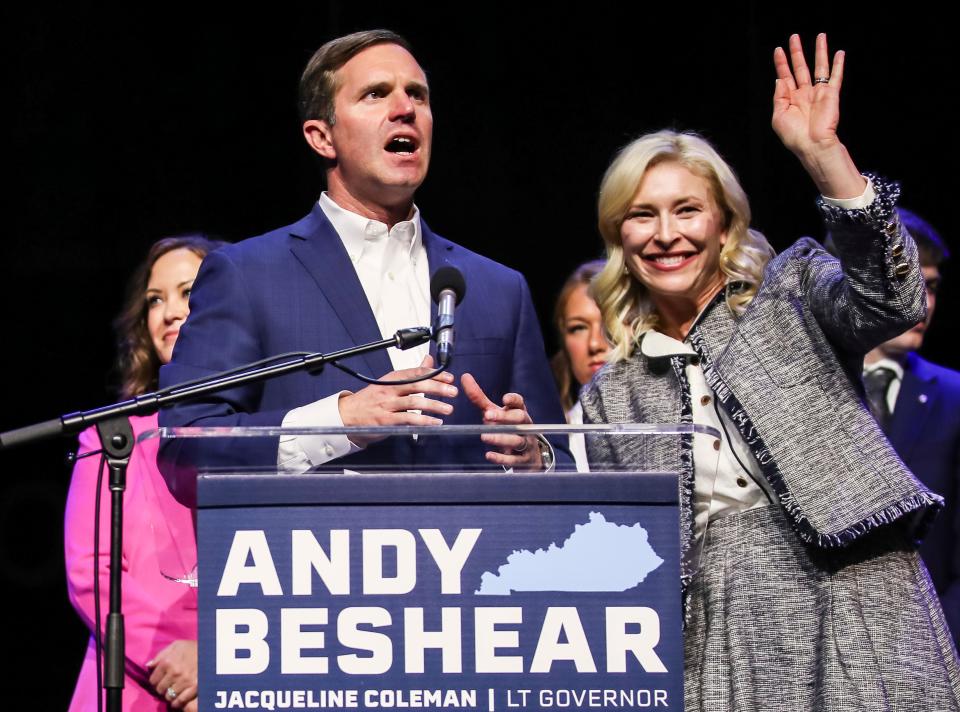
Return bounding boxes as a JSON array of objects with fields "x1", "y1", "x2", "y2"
[{"x1": 198, "y1": 472, "x2": 682, "y2": 711}]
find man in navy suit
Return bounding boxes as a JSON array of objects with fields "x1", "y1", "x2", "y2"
[
  {"x1": 158, "y1": 30, "x2": 565, "y2": 505},
  {"x1": 862, "y1": 208, "x2": 959, "y2": 645}
]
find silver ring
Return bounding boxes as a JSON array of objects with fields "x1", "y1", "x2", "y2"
[
  {"x1": 814, "y1": 77, "x2": 830, "y2": 84},
  {"x1": 166, "y1": 686, "x2": 178, "y2": 701}
]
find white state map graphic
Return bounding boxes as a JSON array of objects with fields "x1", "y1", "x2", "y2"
[{"x1": 475, "y1": 511, "x2": 664, "y2": 595}]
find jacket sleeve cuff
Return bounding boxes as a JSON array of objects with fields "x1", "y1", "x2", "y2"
[{"x1": 817, "y1": 172, "x2": 901, "y2": 233}]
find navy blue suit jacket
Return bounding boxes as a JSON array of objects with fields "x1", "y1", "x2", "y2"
[
  {"x1": 158, "y1": 205, "x2": 565, "y2": 506},
  {"x1": 887, "y1": 351, "x2": 960, "y2": 644}
]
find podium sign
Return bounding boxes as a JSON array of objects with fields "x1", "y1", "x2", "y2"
[{"x1": 198, "y1": 471, "x2": 682, "y2": 711}]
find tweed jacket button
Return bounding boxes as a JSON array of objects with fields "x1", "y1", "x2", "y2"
[
  {"x1": 894, "y1": 262, "x2": 911, "y2": 278},
  {"x1": 884, "y1": 219, "x2": 900, "y2": 237},
  {"x1": 736, "y1": 477, "x2": 748, "y2": 488},
  {"x1": 891, "y1": 243, "x2": 904, "y2": 257}
]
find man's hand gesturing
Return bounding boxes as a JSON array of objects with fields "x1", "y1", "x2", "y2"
[{"x1": 338, "y1": 355, "x2": 457, "y2": 445}]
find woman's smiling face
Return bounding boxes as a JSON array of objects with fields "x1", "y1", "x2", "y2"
[
  {"x1": 146, "y1": 248, "x2": 202, "y2": 365},
  {"x1": 619, "y1": 161, "x2": 728, "y2": 315}
]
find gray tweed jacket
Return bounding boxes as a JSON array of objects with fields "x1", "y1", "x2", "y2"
[{"x1": 581, "y1": 176, "x2": 942, "y2": 552}]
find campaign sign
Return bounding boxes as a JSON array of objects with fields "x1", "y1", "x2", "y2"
[{"x1": 198, "y1": 473, "x2": 681, "y2": 711}]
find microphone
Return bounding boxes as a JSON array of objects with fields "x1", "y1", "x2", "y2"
[{"x1": 430, "y1": 267, "x2": 467, "y2": 367}]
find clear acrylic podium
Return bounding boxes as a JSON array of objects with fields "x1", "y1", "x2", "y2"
[{"x1": 150, "y1": 423, "x2": 721, "y2": 712}]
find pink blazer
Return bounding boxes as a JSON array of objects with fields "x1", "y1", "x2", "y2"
[{"x1": 64, "y1": 414, "x2": 197, "y2": 711}]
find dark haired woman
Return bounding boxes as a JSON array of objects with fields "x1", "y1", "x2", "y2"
[{"x1": 65, "y1": 236, "x2": 224, "y2": 712}]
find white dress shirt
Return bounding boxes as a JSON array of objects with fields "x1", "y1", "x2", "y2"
[
  {"x1": 863, "y1": 357, "x2": 904, "y2": 414},
  {"x1": 277, "y1": 193, "x2": 430, "y2": 473}
]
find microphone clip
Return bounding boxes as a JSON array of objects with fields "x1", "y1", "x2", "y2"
[{"x1": 394, "y1": 326, "x2": 434, "y2": 351}]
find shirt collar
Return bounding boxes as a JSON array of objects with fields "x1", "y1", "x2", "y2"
[
  {"x1": 318, "y1": 192, "x2": 422, "y2": 262},
  {"x1": 864, "y1": 356, "x2": 904, "y2": 382},
  {"x1": 639, "y1": 330, "x2": 697, "y2": 359}
]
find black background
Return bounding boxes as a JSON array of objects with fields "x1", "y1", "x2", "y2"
[{"x1": 2, "y1": 3, "x2": 954, "y2": 706}]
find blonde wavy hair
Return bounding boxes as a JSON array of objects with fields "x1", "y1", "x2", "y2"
[{"x1": 594, "y1": 130, "x2": 775, "y2": 361}]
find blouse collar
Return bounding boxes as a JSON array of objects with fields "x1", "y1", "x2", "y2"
[{"x1": 639, "y1": 330, "x2": 696, "y2": 359}]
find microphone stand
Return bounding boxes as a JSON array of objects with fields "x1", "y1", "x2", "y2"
[
  {"x1": 96, "y1": 416, "x2": 134, "y2": 712},
  {"x1": 0, "y1": 325, "x2": 433, "y2": 712}
]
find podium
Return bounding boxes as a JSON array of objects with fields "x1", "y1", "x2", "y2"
[{"x1": 155, "y1": 423, "x2": 721, "y2": 711}]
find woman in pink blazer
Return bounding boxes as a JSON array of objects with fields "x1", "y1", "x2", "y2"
[{"x1": 64, "y1": 235, "x2": 223, "y2": 712}]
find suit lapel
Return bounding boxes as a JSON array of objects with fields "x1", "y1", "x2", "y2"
[
  {"x1": 422, "y1": 220, "x2": 457, "y2": 360},
  {"x1": 888, "y1": 352, "x2": 938, "y2": 462},
  {"x1": 287, "y1": 205, "x2": 393, "y2": 378}
]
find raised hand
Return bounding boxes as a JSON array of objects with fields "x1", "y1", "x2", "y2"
[
  {"x1": 338, "y1": 355, "x2": 457, "y2": 445},
  {"x1": 772, "y1": 33, "x2": 843, "y2": 153},
  {"x1": 461, "y1": 373, "x2": 545, "y2": 470},
  {"x1": 772, "y1": 33, "x2": 865, "y2": 199}
]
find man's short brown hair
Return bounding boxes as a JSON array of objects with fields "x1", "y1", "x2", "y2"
[{"x1": 298, "y1": 29, "x2": 412, "y2": 126}]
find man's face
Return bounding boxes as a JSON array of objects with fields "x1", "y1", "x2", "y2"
[
  {"x1": 307, "y1": 43, "x2": 433, "y2": 211},
  {"x1": 877, "y1": 265, "x2": 941, "y2": 358}
]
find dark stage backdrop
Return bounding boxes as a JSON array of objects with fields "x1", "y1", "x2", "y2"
[{"x1": 2, "y1": 4, "x2": 954, "y2": 707}]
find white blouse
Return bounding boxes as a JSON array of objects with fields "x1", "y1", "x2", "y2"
[{"x1": 639, "y1": 330, "x2": 775, "y2": 541}]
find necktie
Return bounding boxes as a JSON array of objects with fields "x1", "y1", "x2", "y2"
[{"x1": 864, "y1": 367, "x2": 896, "y2": 431}]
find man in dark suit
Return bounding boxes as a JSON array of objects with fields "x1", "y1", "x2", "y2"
[
  {"x1": 862, "y1": 208, "x2": 959, "y2": 645},
  {"x1": 158, "y1": 30, "x2": 565, "y2": 505}
]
